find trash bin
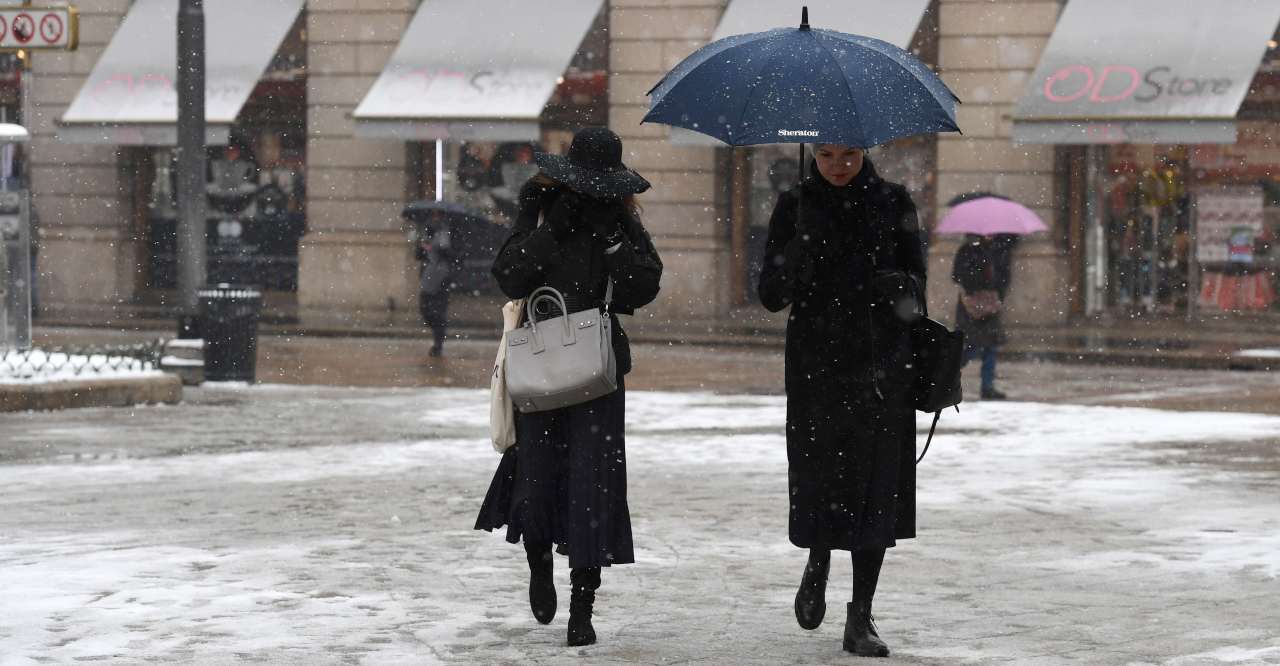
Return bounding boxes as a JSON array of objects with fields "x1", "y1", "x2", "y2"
[{"x1": 197, "y1": 283, "x2": 262, "y2": 382}]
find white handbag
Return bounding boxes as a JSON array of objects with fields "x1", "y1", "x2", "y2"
[
  {"x1": 504, "y1": 283, "x2": 617, "y2": 413},
  {"x1": 489, "y1": 298, "x2": 524, "y2": 452}
]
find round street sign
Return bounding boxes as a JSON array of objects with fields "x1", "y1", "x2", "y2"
[
  {"x1": 10, "y1": 11, "x2": 32, "y2": 44},
  {"x1": 39, "y1": 13, "x2": 61, "y2": 43}
]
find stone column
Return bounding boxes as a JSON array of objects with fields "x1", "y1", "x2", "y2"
[
  {"x1": 299, "y1": 0, "x2": 417, "y2": 315},
  {"x1": 933, "y1": 0, "x2": 1067, "y2": 326},
  {"x1": 609, "y1": 0, "x2": 730, "y2": 320},
  {"x1": 27, "y1": 2, "x2": 132, "y2": 309}
]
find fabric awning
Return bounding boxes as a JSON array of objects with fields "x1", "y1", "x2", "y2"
[
  {"x1": 669, "y1": 0, "x2": 931, "y2": 145},
  {"x1": 1012, "y1": 0, "x2": 1280, "y2": 145},
  {"x1": 353, "y1": 0, "x2": 605, "y2": 141},
  {"x1": 58, "y1": 0, "x2": 304, "y2": 146}
]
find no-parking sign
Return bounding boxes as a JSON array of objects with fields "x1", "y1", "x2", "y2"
[{"x1": 0, "y1": 6, "x2": 77, "y2": 50}]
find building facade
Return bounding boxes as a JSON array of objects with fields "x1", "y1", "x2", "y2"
[{"x1": 23, "y1": 0, "x2": 1280, "y2": 329}]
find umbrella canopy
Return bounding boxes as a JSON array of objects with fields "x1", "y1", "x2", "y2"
[
  {"x1": 935, "y1": 198, "x2": 1048, "y2": 236},
  {"x1": 946, "y1": 191, "x2": 1011, "y2": 207},
  {"x1": 642, "y1": 8, "x2": 960, "y2": 147}
]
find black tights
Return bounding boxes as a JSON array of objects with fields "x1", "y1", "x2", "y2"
[
  {"x1": 524, "y1": 541, "x2": 601, "y2": 591},
  {"x1": 850, "y1": 547, "x2": 885, "y2": 604}
]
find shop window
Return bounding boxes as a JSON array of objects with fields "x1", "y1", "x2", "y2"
[
  {"x1": 405, "y1": 6, "x2": 609, "y2": 297},
  {"x1": 143, "y1": 12, "x2": 307, "y2": 295}
]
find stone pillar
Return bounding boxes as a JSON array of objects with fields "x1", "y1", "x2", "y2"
[
  {"x1": 933, "y1": 0, "x2": 1068, "y2": 326},
  {"x1": 28, "y1": 2, "x2": 133, "y2": 309},
  {"x1": 609, "y1": 0, "x2": 730, "y2": 320},
  {"x1": 299, "y1": 0, "x2": 417, "y2": 315}
]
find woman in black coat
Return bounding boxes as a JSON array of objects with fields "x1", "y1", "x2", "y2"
[
  {"x1": 952, "y1": 234, "x2": 1008, "y2": 399},
  {"x1": 474, "y1": 127, "x2": 663, "y2": 647},
  {"x1": 758, "y1": 145, "x2": 926, "y2": 658}
]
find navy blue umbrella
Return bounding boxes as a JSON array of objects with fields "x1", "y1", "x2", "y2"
[{"x1": 643, "y1": 7, "x2": 960, "y2": 148}]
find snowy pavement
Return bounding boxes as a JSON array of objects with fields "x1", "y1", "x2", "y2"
[{"x1": 2, "y1": 385, "x2": 1280, "y2": 664}]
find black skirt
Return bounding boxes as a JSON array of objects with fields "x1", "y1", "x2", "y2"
[{"x1": 474, "y1": 380, "x2": 634, "y2": 569}]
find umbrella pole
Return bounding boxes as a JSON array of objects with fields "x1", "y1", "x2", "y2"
[{"x1": 797, "y1": 142, "x2": 805, "y2": 231}]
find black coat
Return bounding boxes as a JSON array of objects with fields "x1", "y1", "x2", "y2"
[
  {"x1": 758, "y1": 160, "x2": 925, "y2": 551},
  {"x1": 952, "y1": 237, "x2": 1006, "y2": 349},
  {"x1": 491, "y1": 180, "x2": 663, "y2": 376},
  {"x1": 475, "y1": 179, "x2": 662, "y2": 569}
]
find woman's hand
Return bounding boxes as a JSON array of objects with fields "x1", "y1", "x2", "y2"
[
  {"x1": 872, "y1": 270, "x2": 923, "y2": 322},
  {"x1": 547, "y1": 191, "x2": 584, "y2": 239}
]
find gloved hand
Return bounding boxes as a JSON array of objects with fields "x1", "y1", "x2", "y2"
[
  {"x1": 871, "y1": 270, "x2": 913, "y2": 300},
  {"x1": 585, "y1": 199, "x2": 623, "y2": 243},
  {"x1": 872, "y1": 270, "x2": 923, "y2": 322},
  {"x1": 546, "y1": 190, "x2": 585, "y2": 239}
]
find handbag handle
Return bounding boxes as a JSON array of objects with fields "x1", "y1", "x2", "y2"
[{"x1": 524, "y1": 286, "x2": 576, "y2": 352}]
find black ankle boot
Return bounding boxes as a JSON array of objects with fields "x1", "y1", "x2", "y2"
[
  {"x1": 524, "y1": 543, "x2": 555, "y2": 624},
  {"x1": 794, "y1": 549, "x2": 830, "y2": 630},
  {"x1": 843, "y1": 601, "x2": 890, "y2": 657},
  {"x1": 567, "y1": 567, "x2": 600, "y2": 647}
]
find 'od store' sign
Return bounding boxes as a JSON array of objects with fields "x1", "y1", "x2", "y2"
[{"x1": 1042, "y1": 64, "x2": 1234, "y2": 105}]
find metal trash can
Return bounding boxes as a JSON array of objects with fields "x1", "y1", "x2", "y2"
[{"x1": 197, "y1": 283, "x2": 262, "y2": 382}]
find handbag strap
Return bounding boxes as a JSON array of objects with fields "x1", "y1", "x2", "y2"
[
  {"x1": 603, "y1": 278, "x2": 614, "y2": 311},
  {"x1": 917, "y1": 410, "x2": 942, "y2": 464}
]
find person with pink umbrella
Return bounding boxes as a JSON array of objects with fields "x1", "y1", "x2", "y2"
[{"x1": 938, "y1": 196, "x2": 1049, "y2": 400}]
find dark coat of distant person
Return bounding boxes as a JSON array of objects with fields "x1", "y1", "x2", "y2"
[{"x1": 952, "y1": 235, "x2": 1006, "y2": 350}]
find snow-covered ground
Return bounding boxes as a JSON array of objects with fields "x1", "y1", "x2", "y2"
[
  {"x1": 0, "y1": 349, "x2": 161, "y2": 384},
  {"x1": 1, "y1": 387, "x2": 1279, "y2": 664}
]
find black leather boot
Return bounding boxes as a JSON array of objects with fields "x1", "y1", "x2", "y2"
[
  {"x1": 567, "y1": 567, "x2": 600, "y2": 647},
  {"x1": 524, "y1": 542, "x2": 556, "y2": 624},
  {"x1": 794, "y1": 549, "x2": 831, "y2": 630},
  {"x1": 843, "y1": 600, "x2": 890, "y2": 657}
]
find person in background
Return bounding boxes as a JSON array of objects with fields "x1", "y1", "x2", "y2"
[
  {"x1": 415, "y1": 213, "x2": 454, "y2": 357},
  {"x1": 952, "y1": 234, "x2": 1008, "y2": 400}
]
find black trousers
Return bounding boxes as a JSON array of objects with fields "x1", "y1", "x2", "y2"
[
  {"x1": 419, "y1": 291, "x2": 449, "y2": 348},
  {"x1": 476, "y1": 380, "x2": 633, "y2": 569}
]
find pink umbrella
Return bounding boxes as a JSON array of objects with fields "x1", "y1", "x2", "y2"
[{"x1": 935, "y1": 197, "x2": 1048, "y2": 236}]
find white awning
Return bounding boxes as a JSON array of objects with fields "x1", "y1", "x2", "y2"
[
  {"x1": 353, "y1": 0, "x2": 605, "y2": 141},
  {"x1": 670, "y1": 0, "x2": 932, "y2": 145},
  {"x1": 1012, "y1": 0, "x2": 1280, "y2": 145},
  {"x1": 712, "y1": 0, "x2": 928, "y2": 47},
  {"x1": 58, "y1": 0, "x2": 304, "y2": 146}
]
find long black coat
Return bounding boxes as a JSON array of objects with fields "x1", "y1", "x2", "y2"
[
  {"x1": 475, "y1": 179, "x2": 663, "y2": 569},
  {"x1": 758, "y1": 160, "x2": 925, "y2": 551},
  {"x1": 952, "y1": 237, "x2": 1006, "y2": 349}
]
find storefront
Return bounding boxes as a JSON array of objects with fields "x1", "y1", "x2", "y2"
[
  {"x1": 680, "y1": 0, "x2": 939, "y2": 305},
  {"x1": 56, "y1": 0, "x2": 306, "y2": 306},
  {"x1": 1014, "y1": 0, "x2": 1280, "y2": 318},
  {"x1": 352, "y1": 0, "x2": 608, "y2": 296}
]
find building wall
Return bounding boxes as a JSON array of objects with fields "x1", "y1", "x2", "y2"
[
  {"x1": 28, "y1": 1, "x2": 133, "y2": 307},
  {"x1": 931, "y1": 0, "x2": 1069, "y2": 326},
  {"x1": 609, "y1": 0, "x2": 732, "y2": 320},
  {"x1": 298, "y1": 0, "x2": 418, "y2": 314}
]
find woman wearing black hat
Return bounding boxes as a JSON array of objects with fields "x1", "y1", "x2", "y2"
[
  {"x1": 758, "y1": 144, "x2": 926, "y2": 657},
  {"x1": 474, "y1": 127, "x2": 663, "y2": 647}
]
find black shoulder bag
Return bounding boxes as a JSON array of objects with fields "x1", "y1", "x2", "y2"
[{"x1": 910, "y1": 307, "x2": 965, "y2": 464}]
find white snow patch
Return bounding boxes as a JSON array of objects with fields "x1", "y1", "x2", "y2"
[
  {"x1": 0, "y1": 350, "x2": 162, "y2": 385},
  {"x1": 1233, "y1": 348, "x2": 1280, "y2": 359}
]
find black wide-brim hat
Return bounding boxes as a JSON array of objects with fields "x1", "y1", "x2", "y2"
[{"x1": 535, "y1": 127, "x2": 651, "y2": 198}]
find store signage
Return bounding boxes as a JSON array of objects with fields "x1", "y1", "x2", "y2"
[
  {"x1": 1195, "y1": 187, "x2": 1264, "y2": 264},
  {"x1": 0, "y1": 6, "x2": 78, "y2": 50},
  {"x1": 1043, "y1": 65, "x2": 1233, "y2": 105},
  {"x1": 1011, "y1": 0, "x2": 1280, "y2": 145}
]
